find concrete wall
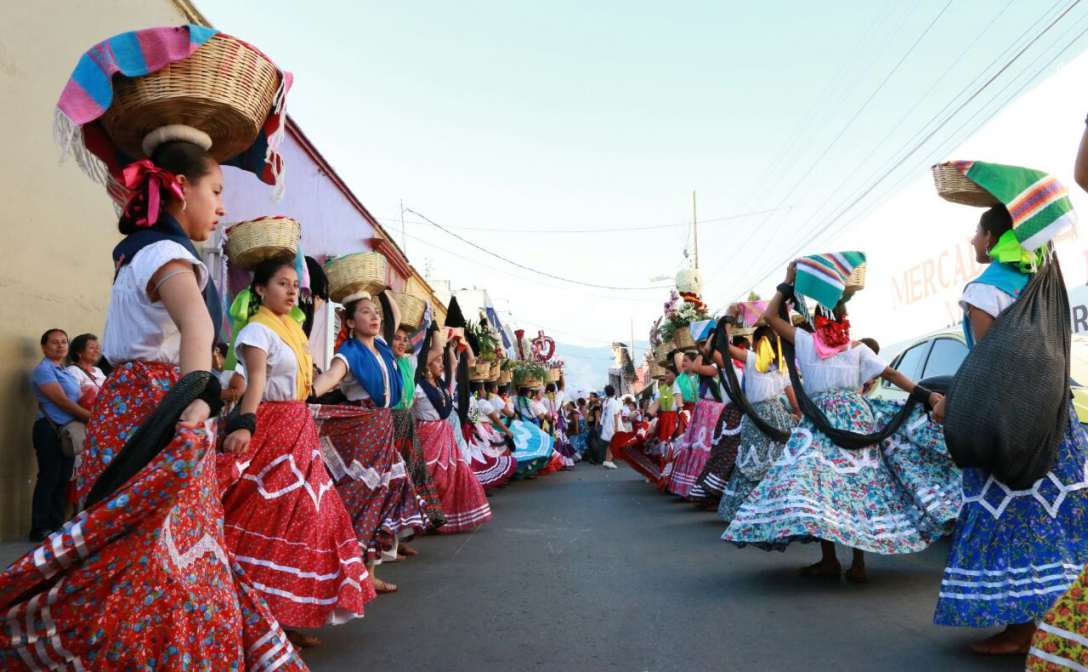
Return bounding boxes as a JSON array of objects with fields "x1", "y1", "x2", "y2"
[{"x1": 0, "y1": 1, "x2": 187, "y2": 539}]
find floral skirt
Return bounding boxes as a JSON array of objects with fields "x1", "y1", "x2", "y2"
[
  {"x1": 690, "y1": 404, "x2": 744, "y2": 504},
  {"x1": 511, "y1": 419, "x2": 554, "y2": 478},
  {"x1": 0, "y1": 361, "x2": 305, "y2": 671},
  {"x1": 418, "y1": 418, "x2": 493, "y2": 533},
  {"x1": 1028, "y1": 563, "x2": 1088, "y2": 670},
  {"x1": 466, "y1": 421, "x2": 518, "y2": 490},
  {"x1": 723, "y1": 391, "x2": 960, "y2": 554},
  {"x1": 217, "y1": 401, "x2": 372, "y2": 629},
  {"x1": 393, "y1": 408, "x2": 445, "y2": 529},
  {"x1": 935, "y1": 400, "x2": 1088, "y2": 627},
  {"x1": 312, "y1": 404, "x2": 427, "y2": 563},
  {"x1": 717, "y1": 398, "x2": 795, "y2": 523},
  {"x1": 667, "y1": 399, "x2": 726, "y2": 498}
]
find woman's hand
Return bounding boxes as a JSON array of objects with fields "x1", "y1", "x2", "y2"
[
  {"x1": 223, "y1": 428, "x2": 252, "y2": 454},
  {"x1": 931, "y1": 395, "x2": 946, "y2": 424},
  {"x1": 178, "y1": 398, "x2": 211, "y2": 427},
  {"x1": 785, "y1": 261, "x2": 797, "y2": 284}
]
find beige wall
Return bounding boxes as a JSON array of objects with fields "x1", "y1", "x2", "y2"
[{"x1": 0, "y1": 1, "x2": 187, "y2": 539}]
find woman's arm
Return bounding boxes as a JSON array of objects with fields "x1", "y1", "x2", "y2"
[
  {"x1": 1075, "y1": 125, "x2": 1088, "y2": 192},
  {"x1": 784, "y1": 384, "x2": 801, "y2": 418},
  {"x1": 727, "y1": 343, "x2": 748, "y2": 362},
  {"x1": 154, "y1": 261, "x2": 213, "y2": 376},
  {"x1": 37, "y1": 382, "x2": 91, "y2": 422},
  {"x1": 222, "y1": 371, "x2": 247, "y2": 403},
  {"x1": 312, "y1": 357, "x2": 349, "y2": 398},
  {"x1": 383, "y1": 289, "x2": 401, "y2": 335},
  {"x1": 967, "y1": 306, "x2": 996, "y2": 344},
  {"x1": 763, "y1": 263, "x2": 797, "y2": 344},
  {"x1": 689, "y1": 354, "x2": 719, "y2": 378},
  {"x1": 223, "y1": 345, "x2": 267, "y2": 453},
  {"x1": 488, "y1": 410, "x2": 514, "y2": 436},
  {"x1": 880, "y1": 366, "x2": 943, "y2": 410}
]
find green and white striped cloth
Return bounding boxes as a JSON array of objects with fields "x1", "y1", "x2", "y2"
[
  {"x1": 951, "y1": 160, "x2": 1076, "y2": 251},
  {"x1": 794, "y1": 251, "x2": 866, "y2": 310}
]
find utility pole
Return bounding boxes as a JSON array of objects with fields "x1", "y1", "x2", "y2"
[
  {"x1": 400, "y1": 199, "x2": 407, "y2": 254},
  {"x1": 692, "y1": 190, "x2": 699, "y2": 270}
]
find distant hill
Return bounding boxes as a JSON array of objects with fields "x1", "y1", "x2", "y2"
[{"x1": 553, "y1": 340, "x2": 649, "y2": 397}]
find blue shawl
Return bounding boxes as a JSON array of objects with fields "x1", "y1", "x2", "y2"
[
  {"x1": 417, "y1": 377, "x2": 453, "y2": 420},
  {"x1": 338, "y1": 337, "x2": 403, "y2": 407},
  {"x1": 515, "y1": 396, "x2": 539, "y2": 425},
  {"x1": 962, "y1": 262, "x2": 1029, "y2": 349},
  {"x1": 112, "y1": 213, "x2": 223, "y2": 343}
]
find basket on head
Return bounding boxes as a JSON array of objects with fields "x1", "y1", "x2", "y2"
[
  {"x1": 326, "y1": 252, "x2": 388, "y2": 303},
  {"x1": 499, "y1": 370, "x2": 513, "y2": 384},
  {"x1": 546, "y1": 368, "x2": 561, "y2": 383},
  {"x1": 100, "y1": 34, "x2": 281, "y2": 162},
  {"x1": 649, "y1": 362, "x2": 666, "y2": 379},
  {"x1": 845, "y1": 264, "x2": 867, "y2": 293},
  {"x1": 653, "y1": 341, "x2": 673, "y2": 364},
  {"x1": 672, "y1": 328, "x2": 695, "y2": 350},
  {"x1": 523, "y1": 377, "x2": 543, "y2": 389},
  {"x1": 392, "y1": 292, "x2": 426, "y2": 332},
  {"x1": 931, "y1": 163, "x2": 1000, "y2": 208},
  {"x1": 473, "y1": 362, "x2": 491, "y2": 379},
  {"x1": 487, "y1": 367, "x2": 500, "y2": 382},
  {"x1": 225, "y1": 216, "x2": 300, "y2": 269}
]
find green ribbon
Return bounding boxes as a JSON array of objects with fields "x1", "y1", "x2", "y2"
[
  {"x1": 224, "y1": 288, "x2": 307, "y2": 369},
  {"x1": 989, "y1": 229, "x2": 1046, "y2": 274}
]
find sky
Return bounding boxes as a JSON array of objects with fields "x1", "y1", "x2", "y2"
[{"x1": 200, "y1": 0, "x2": 1088, "y2": 376}]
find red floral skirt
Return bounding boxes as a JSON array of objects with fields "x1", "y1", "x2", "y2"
[
  {"x1": 0, "y1": 361, "x2": 305, "y2": 671},
  {"x1": 217, "y1": 400, "x2": 373, "y2": 628},
  {"x1": 667, "y1": 399, "x2": 725, "y2": 498},
  {"x1": 418, "y1": 418, "x2": 493, "y2": 533},
  {"x1": 312, "y1": 404, "x2": 427, "y2": 563}
]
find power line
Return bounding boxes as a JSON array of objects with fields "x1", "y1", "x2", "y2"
[
  {"x1": 404, "y1": 206, "x2": 670, "y2": 291},
  {"x1": 376, "y1": 206, "x2": 789, "y2": 234},
  {"x1": 731, "y1": 0, "x2": 1085, "y2": 300}
]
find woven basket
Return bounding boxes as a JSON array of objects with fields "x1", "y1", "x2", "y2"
[
  {"x1": 846, "y1": 264, "x2": 867, "y2": 292},
  {"x1": 523, "y1": 377, "x2": 543, "y2": 389},
  {"x1": 101, "y1": 34, "x2": 281, "y2": 162},
  {"x1": 225, "y1": 216, "x2": 299, "y2": 269},
  {"x1": 653, "y1": 342, "x2": 672, "y2": 364},
  {"x1": 487, "y1": 368, "x2": 500, "y2": 382},
  {"x1": 672, "y1": 328, "x2": 695, "y2": 350},
  {"x1": 473, "y1": 362, "x2": 491, "y2": 378},
  {"x1": 326, "y1": 252, "x2": 388, "y2": 303},
  {"x1": 546, "y1": 368, "x2": 561, "y2": 383},
  {"x1": 649, "y1": 362, "x2": 666, "y2": 379},
  {"x1": 392, "y1": 292, "x2": 426, "y2": 331},
  {"x1": 500, "y1": 370, "x2": 513, "y2": 384},
  {"x1": 931, "y1": 163, "x2": 999, "y2": 207}
]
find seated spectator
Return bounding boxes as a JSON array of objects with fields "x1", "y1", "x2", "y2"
[{"x1": 30, "y1": 329, "x2": 90, "y2": 541}]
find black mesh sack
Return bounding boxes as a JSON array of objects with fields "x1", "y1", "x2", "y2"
[{"x1": 943, "y1": 255, "x2": 1071, "y2": 489}]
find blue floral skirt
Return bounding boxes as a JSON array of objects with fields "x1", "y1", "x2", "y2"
[
  {"x1": 934, "y1": 400, "x2": 1088, "y2": 627},
  {"x1": 511, "y1": 420, "x2": 554, "y2": 478},
  {"x1": 722, "y1": 391, "x2": 960, "y2": 554},
  {"x1": 718, "y1": 397, "x2": 796, "y2": 524}
]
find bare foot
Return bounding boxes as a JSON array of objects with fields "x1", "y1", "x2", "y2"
[
  {"x1": 968, "y1": 624, "x2": 1035, "y2": 656},
  {"x1": 285, "y1": 630, "x2": 321, "y2": 648},
  {"x1": 398, "y1": 542, "x2": 419, "y2": 558},
  {"x1": 799, "y1": 559, "x2": 841, "y2": 578},
  {"x1": 373, "y1": 577, "x2": 399, "y2": 594},
  {"x1": 844, "y1": 565, "x2": 869, "y2": 584}
]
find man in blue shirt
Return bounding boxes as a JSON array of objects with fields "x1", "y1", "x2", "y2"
[{"x1": 29, "y1": 329, "x2": 90, "y2": 541}]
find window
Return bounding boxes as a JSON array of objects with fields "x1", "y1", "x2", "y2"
[
  {"x1": 892, "y1": 342, "x2": 931, "y2": 382},
  {"x1": 922, "y1": 337, "x2": 968, "y2": 380}
]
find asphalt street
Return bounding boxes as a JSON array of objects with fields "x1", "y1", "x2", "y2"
[{"x1": 300, "y1": 464, "x2": 1023, "y2": 672}]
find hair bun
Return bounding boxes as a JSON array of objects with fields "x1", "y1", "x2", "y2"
[{"x1": 142, "y1": 125, "x2": 213, "y2": 157}]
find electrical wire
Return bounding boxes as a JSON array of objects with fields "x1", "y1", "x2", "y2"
[{"x1": 404, "y1": 207, "x2": 671, "y2": 290}]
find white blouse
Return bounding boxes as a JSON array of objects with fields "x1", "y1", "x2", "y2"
[
  {"x1": 103, "y1": 240, "x2": 208, "y2": 365},
  {"x1": 793, "y1": 329, "x2": 886, "y2": 395},
  {"x1": 960, "y1": 283, "x2": 1016, "y2": 319},
  {"x1": 742, "y1": 351, "x2": 789, "y2": 404},
  {"x1": 235, "y1": 323, "x2": 299, "y2": 402},
  {"x1": 333, "y1": 339, "x2": 393, "y2": 406},
  {"x1": 65, "y1": 365, "x2": 106, "y2": 390},
  {"x1": 412, "y1": 385, "x2": 444, "y2": 421}
]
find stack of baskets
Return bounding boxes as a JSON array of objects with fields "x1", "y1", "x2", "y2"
[
  {"x1": 672, "y1": 327, "x2": 696, "y2": 350},
  {"x1": 100, "y1": 33, "x2": 282, "y2": 162},
  {"x1": 499, "y1": 369, "x2": 513, "y2": 384},
  {"x1": 326, "y1": 252, "x2": 389, "y2": 303},
  {"x1": 225, "y1": 216, "x2": 300, "y2": 269},
  {"x1": 648, "y1": 362, "x2": 667, "y2": 379},
  {"x1": 546, "y1": 368, "x2": 561, "y2": 383},
  {"x1": 472, "y1": 362, "x2": 492, "y2": 380},
  {"x1": 653, "y1": 341, "x2": 672, "y2": 365}
]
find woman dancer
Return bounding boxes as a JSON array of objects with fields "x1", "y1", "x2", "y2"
[
  {"x1": 511, "y1": 384, "x2": 556, "y2": 478},
  {"x1": 414, "y1": 348, "x2": 493, "y2": 532},
  {"x1": 667, "y1": 351, "x2": 725, "y2": 498},
  {"x1": 717, "y1": 320, "x2": 800, "y2": 524},
  {"x1": 1, "y1": 137, "x2": 304, "y2": 669},
  {"x1": 311, "y1": 292, "x2": 427, "y2": 594},
  {"x1": 933, "y1": 205, "x2": 1088, "y2": 656},
  {"x1": 391, "y1": 324, "x2": 446, "y2": 538},
  {"x1": 219, "y1": 258, "x2": 370, "y2": 646},
  {"x1": 723, "y1": 261, "x2": 957, "y2": 584},
  {"x1": 463, "y1": 380, "x2": 518, "y2": 490}
]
